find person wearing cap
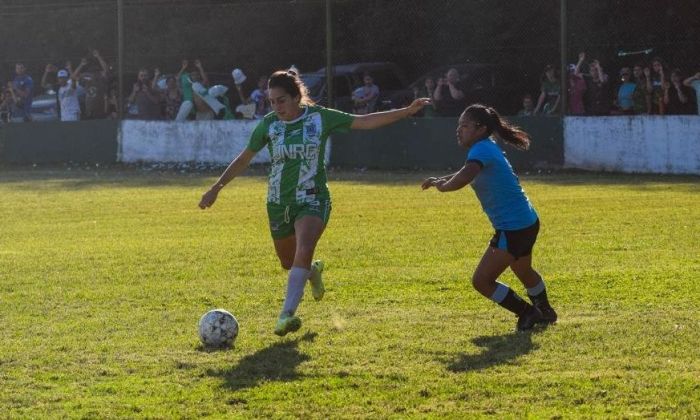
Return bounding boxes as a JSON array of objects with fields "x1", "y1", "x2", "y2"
[
  {"x1": 533, "y1": 64, "x2": 560, "y2": 115},
  {"x1": 198, "y1": 69, "x2": 431, "y2": 337},
  {"x1": 57, "y1": 58, "x2": 87, "y2": 122}
]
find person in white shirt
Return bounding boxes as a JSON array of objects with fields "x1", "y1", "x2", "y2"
[
  {"x1": 56, "y1": 58, "x2": 86, "y2": 122},
  {"x1": 352, "y1": 73, "x2": 380, "y2": 114}
]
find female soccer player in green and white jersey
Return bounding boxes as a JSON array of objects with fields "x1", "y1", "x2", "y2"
[{"x1": 199, "y1": 70, "x2": 430, "y2": 336}]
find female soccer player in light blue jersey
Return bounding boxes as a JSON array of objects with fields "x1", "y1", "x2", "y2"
[
  {"x1": 200, "y1": 69, "x2": 430, "y2": 336},
  {"x1": 422, "y1": 104, "x2": 557, "y2": 331}
]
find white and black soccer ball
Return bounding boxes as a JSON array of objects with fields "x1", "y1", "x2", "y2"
[{"x1": 198, "y1": 309, "x2": 239, "y2": 348}]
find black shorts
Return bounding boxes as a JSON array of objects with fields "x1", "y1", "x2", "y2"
[{"x1": 489, "y1": 219, "x2": 540, "y2": 259}]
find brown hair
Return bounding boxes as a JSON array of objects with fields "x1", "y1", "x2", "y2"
[
  {"x1": 268, "y1": 70, "x2": 314, "y2": 106},
  {"x1": 463, "y1": 104, "x2": 531, "y2": 150}
]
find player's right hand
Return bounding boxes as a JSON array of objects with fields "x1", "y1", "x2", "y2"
[
  {"x1": 421, "y1": 177, "x2": 438, "y2": 190},
  {"x1": 199, "y1": 188, "x2": 219, "y2": 209}
]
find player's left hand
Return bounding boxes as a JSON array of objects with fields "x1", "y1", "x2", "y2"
[{"x1": 406, "y1": 97, "x2": 431, "y2": 116}]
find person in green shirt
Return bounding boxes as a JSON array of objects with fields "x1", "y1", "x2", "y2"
[{"x1": 199, "y1": 69, "x2": 430, "y2": 336}]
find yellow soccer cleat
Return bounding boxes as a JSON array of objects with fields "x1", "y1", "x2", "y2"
[
  {"x1": 309, "y1": 260, "x2": 325, "y2": 301},
  {"x1": 274, "y1": 312, "x2": 302, "y2": 336}
]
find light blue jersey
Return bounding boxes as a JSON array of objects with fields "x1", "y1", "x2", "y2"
[{"x1": 466, "y1": 138, "x2": 538, "y2": 230}]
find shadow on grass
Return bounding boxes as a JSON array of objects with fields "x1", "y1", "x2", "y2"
[
  {"x1": 445, "y1": 331, "x2": 539, "y2": 373},
  {"x1": 0, "y1": 165, "x2": 696, "y2": 190},
  {"x1": 0, "y1": 164, "x2": 269, "y2": 190},
  {"x1": 207, "y1": 331, "x2": 317, "y2": 392}
]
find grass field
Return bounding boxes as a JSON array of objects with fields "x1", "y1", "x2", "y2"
[{"x1": 0, "y1": 166, "x2": 698, "y2": 418}]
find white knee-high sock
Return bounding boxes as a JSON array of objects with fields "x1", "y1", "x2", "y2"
[{"x1": 282, "y1": 266, "x2": 310, "y2": 315}]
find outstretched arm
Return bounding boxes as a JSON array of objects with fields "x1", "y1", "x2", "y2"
[
  {"x1": 683, "y1": 72, "x2": 700, "y2": 88},
  {"x1": 199, "y1": 148, "x2": 257, "y2": 209},
  {"x1": 69, "y1": 58, "x2": 88, "y2": 91},
  {"x1": 350, "y1": 98, "x2": 430, "y2": 130},
  {"x1": 422, "y1": 162, "x2": 481, "y2": 192}
]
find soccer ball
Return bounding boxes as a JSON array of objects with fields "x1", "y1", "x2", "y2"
[{"x1": 198, "y1": 309, "x2": 239, "y2": 348}]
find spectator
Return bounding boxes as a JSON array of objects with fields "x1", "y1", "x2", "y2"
[
  {"x1": 632, "y1": 64, "x2": 652, "y2": 114},
  {"x1": 516, "y1": 94, "x2": 535, "y2": 116},
  {"x1": 231, "y1": 68, "x2": 256, "y2": 119},
  {"x1": 433, "y1": 68, "x2": 466, "y2": 117},
  {"x1": 176, "y1": 59, "x2": 226, "y2": 121},
  {"x1": 9, "y1": 63, "x2": 34, "y2": 122},
  {"x1": 584, "y1": 59, "x2": 611, "y2": 115},
  {"x1": 614, "y1": 67, "x2": 636, "y2": 115},
  {"x1": 40, "y1": 63, "x2": 59, "y2": 93},
  {"x1": 533, "y1": 64, "x2": 560, "y2": 115},
  {"x1": 105, "y1": 86, "x2": 118, "y2": 119},
  {"x1": 664, "y1": 69, "x2": 694, "y2": 115},
  {"x1": 250, "y1": 75, "x2": 270, "y2": 118},
  {"x1": 157, "y1": 73, "x2": 182, "y2": 120},
  {"x1": 1, "y1": 84, "x2": 15, "y2": 123},
  {"x1": 82, "y1": 49, "x2": 111, "y2": 120},
  {"x1": 648, "y1": 57, "x2": 666, "y2": 114},
  {"x1": 127, "y1": 68, "x2": 161, "y2": 120},
  {"x1": 682, "y1": 70, "x2": 700, "y2": 115},
  {"x1": 413, "y1": 77, "x2": 436, "y2": 117},
  {"x1": 568, "y1": 53, "x2": 587, "y2": 115},
  {"x1": 57, "y1": 58, "x2": 87, "y2": 121},
  {"x1": 351, "y1": 73, "x2": 380, "y2": 115}
]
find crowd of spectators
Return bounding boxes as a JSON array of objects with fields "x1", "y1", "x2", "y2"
[
  {"x1": 2, "y1": 50, "x2": 700, "y2": 124},
  {"x1": 0, "y1": 52, "x2": 272, "y2": 124},
  {"x1": 520, "y1": 52, "x2": 700, "y2": 117}
]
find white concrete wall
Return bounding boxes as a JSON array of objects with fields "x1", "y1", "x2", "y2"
[
  {"x1": 564, "y1": 116, "x2": 700, "y2": 174},
  {"x1": 119, "y1": 120, "x2": 270, "y2": 164}
]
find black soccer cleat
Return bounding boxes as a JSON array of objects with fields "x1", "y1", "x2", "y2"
[
  {"x1": 535, "y1": 303, "x2": 558, "y2": 325},
  {"x1": 516, "y1": 305, "x2": 542, "y2": 331}
]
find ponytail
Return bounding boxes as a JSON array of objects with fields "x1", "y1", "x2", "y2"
[{"x1": 463, "y1": 104, "x2": 530, "y2": 150}]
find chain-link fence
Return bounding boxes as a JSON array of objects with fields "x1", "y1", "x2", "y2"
[{"x1": 1, "y1": 0, "x2": 698, "y2": 122}]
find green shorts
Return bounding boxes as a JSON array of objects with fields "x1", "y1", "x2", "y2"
[{"x1": 267, "y1": 200, "x2": 332, "y2": 239}]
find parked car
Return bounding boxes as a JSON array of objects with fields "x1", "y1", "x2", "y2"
[
  {"x1": 300, "y1": 62, "x2": 408, "y2": 112},
  {"x1": 30, "y1": 90, "x2": 59, "y2": 122},
  {"x1": 392, "y1": 63, "x2": 529, "y2": 116}
]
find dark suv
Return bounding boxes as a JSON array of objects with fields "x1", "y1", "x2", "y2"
[
  {"x1": 300, "y1": 62, "x2": 408, "y2": 112},
  {"x1": 392, "y1": 63, "x2": 528, "y2": 116}
]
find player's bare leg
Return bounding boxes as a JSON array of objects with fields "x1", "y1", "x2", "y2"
[{"x1": 274, "y1": 216, "x2": 325, "y2": 336}]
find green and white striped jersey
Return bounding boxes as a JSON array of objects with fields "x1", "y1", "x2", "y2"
[{"x1": 247, "y1": 105, "x2": 354, "y2": 205}]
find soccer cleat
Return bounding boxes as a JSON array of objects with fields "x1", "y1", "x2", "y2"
[
  {"x1": 535, "y1": 303, "x2": 558, "y2": 324},
  {"x1": 274, "y1": 312, "x2": 302, "y2": 336},
  {"x1": 308, "y1": 260, "x2": 325, "y2": 302},
  {"x1": 516, "y1": 305, "x2": 543, "y2": 331}
]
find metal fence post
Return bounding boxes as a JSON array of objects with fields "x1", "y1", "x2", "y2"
[
  {"x1": 117, "y1": 0, "x2": 124, "y2": 121},
  {"x1": 325, "y1": 0, "x2": 334, "y2": 108},
  {"x1": 560, "y1": 0, "x2": 568, "y2": 115}
]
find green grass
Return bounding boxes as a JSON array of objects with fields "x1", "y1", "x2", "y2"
[{"x1": 0, "y1": 166, "x2": 698, "y2": 418}]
